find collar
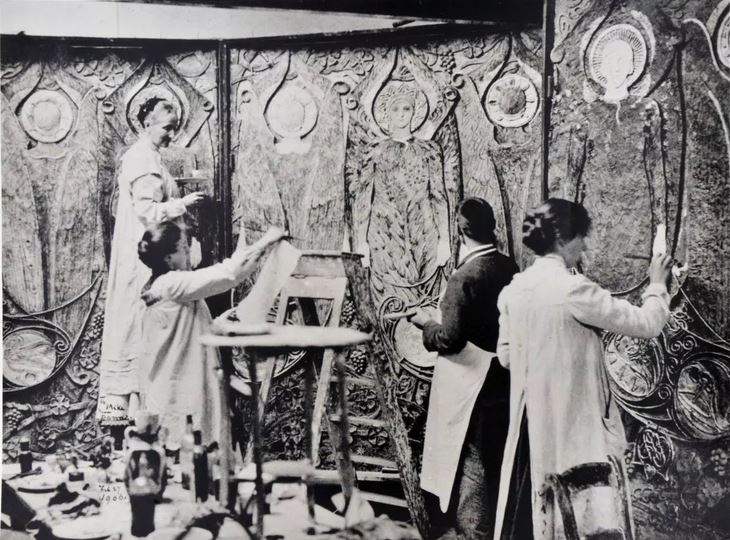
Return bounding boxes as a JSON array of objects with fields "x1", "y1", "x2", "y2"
[
  {"x1": 138, "y1": 133, "x2": 158, "y2": 151},
  {"x1": 457, "y1": 243, "x2": 496, "y2": 268},
  {"x1": 533, "y1": 254, "x2": 579, "y2": 274}
]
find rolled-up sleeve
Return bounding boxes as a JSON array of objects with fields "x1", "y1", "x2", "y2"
[{"x1": 567, "y1": 276, "x2": 670, "y2": 338}]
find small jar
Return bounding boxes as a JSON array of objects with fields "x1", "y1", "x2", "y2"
[{"x1": 19, "y1": 438, "x2": 33, "y2": 474}]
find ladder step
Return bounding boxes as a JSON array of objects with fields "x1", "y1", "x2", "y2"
[
  {"x1": 358, "y1": 491, "x2": 409, "y2": 508},
  {"x1": 350, "y1": 455, "x2": 398, "y2": 468},
  {"x1": 307, "y1": 469, "x2": 401, "y2": 484},
  {"x1": 330, "y1": 376, "x2": 375, "y2": 386},
  {"x1": 329, "y1": 414, "x2": 386, "y2": 428}
]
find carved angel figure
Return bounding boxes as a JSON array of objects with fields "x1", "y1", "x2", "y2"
[{"x1": 352, "y1": 90, "x2": 451, "y2": 306}]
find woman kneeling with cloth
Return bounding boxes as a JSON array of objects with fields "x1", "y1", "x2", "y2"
[{"x1": 136, "y1": 223, "x2": 286, "y2": 445}]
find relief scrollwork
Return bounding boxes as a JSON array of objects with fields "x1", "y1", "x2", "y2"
[
  {"x1": 604, "y1": 295, "x2": 730, "y2": 443},
  {"x1": 71, "y1": 55, "x2": 143, "y2": 91},
  {"x1": 101, "y1": 60, "x2": 213, "y2": 148},
  {"x1": 627, "y1": 426, "x2": 676, "y2": 480},
  {"x1": 2, "y1": 272, "x2": 103, "y2": 394},
  {"x1": 301, "y1": 47, "x2": 381, "y2": 79}
]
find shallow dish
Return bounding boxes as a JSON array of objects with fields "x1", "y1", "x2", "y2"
[
  {"x1": 15, "y1": 473, "x2": 63, "y2": 493},
  {"x1": 52, "y1": 515, "x2": 118, "y2": 540}
]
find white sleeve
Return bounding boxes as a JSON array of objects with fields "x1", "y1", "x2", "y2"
[
  {"x1": 148, "y1": 245, "x2": 266, "y2": 303},
  {"x1": 130, "y1": 174, "x2": 187, "y2": 226},
  {"x1": 567, "y1": 276, "x2": 670, "y2": 338},
  {"x1": 496, "y1": 290, "x2": 511, "y2": 369}
]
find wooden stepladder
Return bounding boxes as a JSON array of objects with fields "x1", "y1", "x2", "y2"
[
  {"x1": 245, "y1": 251, "x2": 358, "y2": 497},
  {"x1": 239, "y1": 250, "x2": 429, "y2": 536}
]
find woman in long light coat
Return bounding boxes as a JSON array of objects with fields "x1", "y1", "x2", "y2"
[
  {"x1": 98, "y1": 98, "x2": 204, "y2": 425},
  {"x1": 493, "y1": 198, "x2": 673, "y2": 540}
]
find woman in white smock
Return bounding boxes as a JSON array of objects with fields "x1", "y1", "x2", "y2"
[
  {"x1": 136, "y1": 222, "x2": 285, "y2": 444},
  {"x1": 493, "y1": 198, "x2": 673, "y2": 540},
  {"x1": 98, "y1": 98, "x2": 204, "y2": 424}
]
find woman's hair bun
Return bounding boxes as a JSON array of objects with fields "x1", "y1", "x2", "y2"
[
  {"x1": 137, "y1": 222, "x2": 182, "y2": 273},
  {"x1": 522, "y1": 210, "x2": 556, "y2": 255},
  {"x1": 522, "y1": 198, "x2": 592, "y2": 256}
]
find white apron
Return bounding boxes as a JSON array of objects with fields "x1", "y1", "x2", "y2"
[{"x1": 420, "y1": 340, "x2": 494, "y2": 512}]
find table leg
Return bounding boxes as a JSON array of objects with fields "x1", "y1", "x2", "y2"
[
  {"x1": 247, "y1": 354, "x2": 265, "y2": 540},
  {"x1": 334, "y1": 348, "x2": 355, "y2": 519},
  {"x1": 304, "y1": 353, "x2": 316, "y2": 534}
]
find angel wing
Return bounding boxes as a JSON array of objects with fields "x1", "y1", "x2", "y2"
[
  {"x1": 1, "y1": 94, "x2": 45, "y2": 313},
  {"x1": 456, "y1": 75, "x2": 510, "y2": 252},
  {"x1": 49, "y1": 89, "x2": 103, "y2": 336},
  {"x1": 233, "y1": 87, "x2": 287, "y2": 245},
  {"x1": 344, "y1": 115, "x2": 384, "y2": 256},
  {"x1": 432, "y1": 113, "x2": 462, "y2": 267},
  {"x1": 300, "y1": 85, "x2": 347, "y2": 250}
]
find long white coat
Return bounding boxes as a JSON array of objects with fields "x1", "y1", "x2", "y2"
[
  {"x1": 493, "y1": 255, "x2": 670, "y2": 540},
  {"x1": 99, "y1": 135, "x2": 186, "y2": 398},
  {"x1": 139, "y1": 244, "x2": 265, "y2": 445}
]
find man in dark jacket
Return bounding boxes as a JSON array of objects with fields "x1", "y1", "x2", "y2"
[{"x1": 409, "y1": 197, "x2": 517, "y2": 539}]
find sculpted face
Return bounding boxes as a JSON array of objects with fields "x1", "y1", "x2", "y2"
[
  {"x1": 387, "y1": 96, "x2": 415, "y2": 132},
  {"x1": 603, "y1": 40, "x2": 635, "y2": 90},
  {"x1": 145, "y1": 102, "x2": 178, "y2": 148}
]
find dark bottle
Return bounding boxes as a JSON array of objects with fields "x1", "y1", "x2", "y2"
[
  {"x1": 19, "y1": 438, "x2": 33, "y2": 474},
  {"x1": 180, "y1": 415, "x2": 195, "y2": 490},
  {"x1": 193, "y1": 430, "x2": 209, "y2": 502}
]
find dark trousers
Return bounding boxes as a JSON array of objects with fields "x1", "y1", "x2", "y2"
[
  {"x1": 501, "y1": 414, "x2": 533, "y2": 540},
  {"x1": 429, "y1": 374, "x2": 510, "y2": 540}
]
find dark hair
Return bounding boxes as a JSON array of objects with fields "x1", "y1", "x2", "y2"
[
  {"x1": 522, "y1": 198, "x2": 592, "y2": 255},
  {"x1": 137, "y1": 98, "x2": 174, "y2": 127},
  {"x1": 457, "y1": 197, "x2": 497, "y2": 244},
  {"x1": 138, "y1": 222, "x2": 182, "y2": 275}
]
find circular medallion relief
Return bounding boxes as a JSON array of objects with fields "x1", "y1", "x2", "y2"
[
  {"x1": 3, "y1": 329, "x2": 57, "y2": 387},
  {"x1": 484, "y1": 74, "x2": 539, "y2": 128},
  {"x1": 605, "y1": 334, "x2": 662, "y2": 400},
  {"x1": 717, "y1": 7, "x2": 730, "y2": 69},
  {"x1": 266, "y1": 85, "x2": 318, "y2": 140},
  {"x1": 674, "y1": 356, "x2": 730, "y2": 441},
  {"x1": 587, "y1": 24, "x2": 648, "y2": 102},
  {"x1": 19, "y1": 89, "x2": 74, "y2": 143}
]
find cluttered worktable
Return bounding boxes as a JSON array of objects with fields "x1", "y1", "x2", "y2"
[
  {"x1": 1, "y1": 458, "x2": 359, "y2": 540},
  {"x1": 2, "y1": 456, "x2": 419, "y2": 539},
  {"x1": 2, "y1": 457, "x2": 247, "y2": 540}
]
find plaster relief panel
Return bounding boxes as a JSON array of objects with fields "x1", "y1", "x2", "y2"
[
  {"x1": 1, "y1": 43, "x2": 218, "y2": 463},
  {"x1": 550, "y1": 1, "x2": 730, "y2": 537}
]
